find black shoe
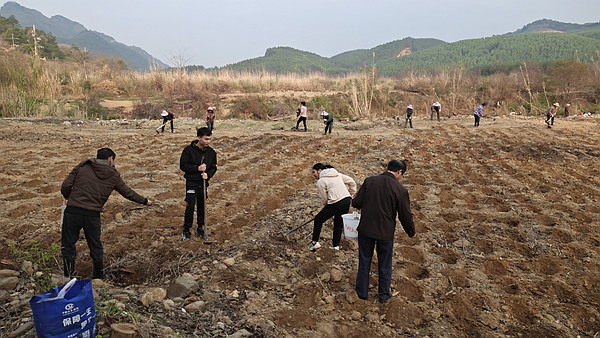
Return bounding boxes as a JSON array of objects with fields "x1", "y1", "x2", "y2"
[
  {"x1": 196, "y1": 228, "x2": 208, "y2": 241},
  {"x1": 63, "y1": 259, "x2": 75, "y2": 278},
  {"x1": 182, "y1": 231, "x2": 191, "y2": 240},
  {"x1": 91, "y1": 260, "x2": 104, "y2": 279}
]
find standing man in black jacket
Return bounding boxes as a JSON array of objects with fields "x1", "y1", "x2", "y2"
[
  {"x1": 61, "y1": 148, "x2": 153, "y2": 279},
  {"x1": 352, "y1": 160, "x2": 416, "y2": 303},
  {"x1": 180, "y1": 127, "x2": 218, "y2": 241}
]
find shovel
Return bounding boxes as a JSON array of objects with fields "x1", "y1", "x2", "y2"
[{"x1": 201, "y1": 178, "x2": 217, "y2": 244}]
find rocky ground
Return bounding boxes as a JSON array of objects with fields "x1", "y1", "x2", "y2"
[{"x1": 0, "y1": 113, "x2": 599, "y2": 337}]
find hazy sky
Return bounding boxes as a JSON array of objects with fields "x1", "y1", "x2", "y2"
[{"x1": 6, "y1": 0, "x2": 600, "y2": 67}]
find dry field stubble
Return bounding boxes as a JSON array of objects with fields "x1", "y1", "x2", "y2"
[{"x1": 1, "y1": 114, "x2": 599, "y2": 337}]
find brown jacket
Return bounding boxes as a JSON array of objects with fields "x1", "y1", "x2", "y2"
[
  {"x1": 352, "y1": 172, "x2": 415, "y2": 240},
  {"x1": 61, "y1": 158, "x2": 147, "y2": 212}
]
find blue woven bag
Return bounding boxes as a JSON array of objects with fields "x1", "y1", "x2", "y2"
[{"x1": 29, "y1": 278, "x2": 96, "y2": 338}]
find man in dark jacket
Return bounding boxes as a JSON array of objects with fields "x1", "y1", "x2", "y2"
[
  {"x1": 179, "y1": 127, "x2": 218, "y2": 241},
  {"x1": 61, "y1": 148, "x2": 153, "y2": 279},
  {"x1": 352, "y1": 160, "x2": 416, "y2": 302}
]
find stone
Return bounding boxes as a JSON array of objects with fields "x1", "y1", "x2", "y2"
[
  {"x1": 167, "y1": 273, "x2": 199, "y2": 298},
  {"x1": 141, "y1": 287, "x2": 167, "y2": 306},
  {"x1": 0, "y1": 277, "x2": 19, "y2": 291},
  {"x1": 184, "y1": 300, "x2": 206, "y2": 313},
  {"x1": 0, "y1": 269, "x2": 19, "y2": 277},
  {"x1": 229, "y1": 329, "x2": 252, "y2": 338},
  {"x1": 223, "y1": 257, "x2": 235, "y2": 266},
  {"x1": 351, "y1": 310, "x2": 362, "y2": 320},
  {"x1": 330, "y1": 268, "x2": 343, "y2": 282}
]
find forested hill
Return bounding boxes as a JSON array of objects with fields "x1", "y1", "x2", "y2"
[
  {"x1": 220, "y1": 21, "x2": 600, "y2": 76},
  {"x1": 377, "y1": 30, "x2": 600, "y2": 75},
  {"x1": 507, "y1": 18, "x2": 600, "y2": 35}
]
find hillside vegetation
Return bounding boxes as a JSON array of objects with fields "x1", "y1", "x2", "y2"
[{"x1": 220, "y1": 21, "x2": 600, "y2": 77}]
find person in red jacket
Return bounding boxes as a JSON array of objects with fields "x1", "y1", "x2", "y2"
[
  {"x1": 352, "y1": 160, "x2": 416, "y2": 303},
  {"x1": 61, "y1": 148, "x2": 153, "y2": 279}
]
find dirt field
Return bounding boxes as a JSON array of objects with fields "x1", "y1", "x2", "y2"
[{"x1": 1, "y1": 114, "x2": 600, "y2": 337}]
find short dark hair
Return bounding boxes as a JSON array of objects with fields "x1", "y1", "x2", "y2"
[
  {"x1": 97, "y1": 147, "x2": 116, "y2": 160},
  {"x1": 301, "y1": 101, "x2": 306, "y2": 106},
  {"x1": 481, "y1": 103, "x2": 487, "y2": 106},
  {"x1": 387, "y1": 160, "x2": 406, "y2": 174},
  {"x1": 197, "y1": 127, "x2": 212, "y2": 137},
  {"x1": 312, "y1": 163, "x2": 327, "y2": 171}
]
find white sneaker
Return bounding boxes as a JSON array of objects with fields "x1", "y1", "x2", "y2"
[
  {"x1": 329, "y1": 246, "x2": 340, "y2": 250},
  {"x1": 308, "y1": 241, "x2": 321, "y2": 251}
]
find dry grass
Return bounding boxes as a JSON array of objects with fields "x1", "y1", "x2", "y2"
[{"x1": 1, "y1": 50, "x2": 600, "y2": 119}]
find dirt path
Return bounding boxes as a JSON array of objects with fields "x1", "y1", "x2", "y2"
[{"x1": 1, "y1": 115, "x2": 599, "y2": 337}]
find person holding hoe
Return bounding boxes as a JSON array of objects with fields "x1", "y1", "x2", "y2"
[
  {"x1": 60, "y1": 148, "x2": 153, "y2": 279},
  {"x1": 473, "y1": 102, "x2": 486, "y2": 127},
  {"x1": 308, "y1": 163, "x2": 357, "y2": 251},
  {"x1": 159, "y1": 109, "x2": 174, "y2": 133},
  {"x1": 545, "y1": 102, "x2": 559, "y2": 128},
  {"x1": 180, "y1": 127, "x2": 217, "y2": 241},
  {"x1": 206, "y1": 106, "x2": 216, "y2": 132}
]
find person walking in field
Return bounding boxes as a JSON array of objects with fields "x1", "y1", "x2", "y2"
[
  {"x1": 430, "y1": 102, "x2": 441, "y2": 121},
  {"x1": 206, "y1": 107, "x2": 216, "y2": 132},
  {"x1": 180, "y1": 127, "x2": 218, "y2": 241},
  {"x1": 160, "y1": 109, "x2": 175, "y2": 133},
  {"x1": 295, "y1": 101, "x2": 308, "y2": 131},
  {"x1": 473, "y1": 103, "x2": 486, "y2": 127},
  {"x1": 404, "y1": 104, "x2": 414, "y2": 128},
  {"x1": 352, "y1": 160, "x2": 415, "y2": 303},
  {"x1": 60, "y1": 148, "x2": 153, "y2": 279},
  {"x1": 564, "y1": 103, "x2": 571, "y2": 117},
  {"x1": 545, "y1": 103, "x2": 559, "y2": 128},
  {"x1": 308, "y1": 163, "x2": 357, "y2": 251},
  {"x1": 320, "y1": 107, "x2": 334, "y2": 135}
]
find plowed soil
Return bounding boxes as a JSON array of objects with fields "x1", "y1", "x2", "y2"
[{"x1": 1, "y1": 114, "x2": 599, "y2": 337}]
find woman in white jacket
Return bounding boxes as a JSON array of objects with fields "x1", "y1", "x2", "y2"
[{"x1": 309, "y1": 163, "x2": 357, "y2": 251}]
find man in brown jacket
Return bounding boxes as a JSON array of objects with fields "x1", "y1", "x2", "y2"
[
  {"x1": 60, "y1": 148, "x2": 152, "y2": 279},
  {"x1": 352, "y1": 160, "x2": 415, "y2": 302}
]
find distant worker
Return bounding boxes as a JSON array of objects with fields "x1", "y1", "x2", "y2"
[
  {"x1": 352, "y1": 160, "x2": 415, "y2": 303},
  {"x1": 545, "y1": 103, "x2": 559, "y2": 128},
  {"x1": 308, "y1": 163, "x2": 357, "y2": 251},
  {"x1": 404, "y1": 104, "x2": 414, "y2": 128},
  {"x1": 61, "y1": 148, "x2": 153, "y2": 279},
  {"x1": 295, "y1": 101, "x2": 308, "y2": 131},
  {"x1": 430, "y1": 102, "x2": 441, "y2": 121},
  {"x1": 160, "y1": 110, "x2": 174, "y2": 133},
  {"x1": 206, "y1": 107, "x2": 216, "y2": 132},
  {"x1": 320, "y1": 107, "x2": 334, "y2": 135},
  {"x1": 564, "y1": 103, "x2": 571, "y2": 117},
  {"x1": 473, "y1": 103, "x2": 486, "y2": 127}
]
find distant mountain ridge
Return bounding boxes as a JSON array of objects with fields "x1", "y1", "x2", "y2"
[
  {"x1": 507, "y1": 18, "x2": 600, "y2": 35},
  {"x1": 0, "y1": 1, "x2": 168, "y2": 70},
  {"x1": 223, "y1": 19, "x2": 600, "y2": 76}
]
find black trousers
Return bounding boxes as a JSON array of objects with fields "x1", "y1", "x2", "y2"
[
  {"x1": 311, "y1": 197, "x2": 351, "y2": 247},
  {"x1": 296, "y1": 116, "x2": 307, "y2": 130},
  {"x1": 206, "y1": 121, "x2": 215, "y2": 132},
  {"x1": 61, "y1": 210, "x2": 103, "y2": 263},
  {"x1": 184, "y1": 181, "x2": 207, "y2": 231},
  {"x1": 474, "y1": 114, "x2": 481, "y2": 127},
  {"x1": 355, "y1": 234, "x2": 394, "y2": 302},
  {"x1": 324, "y1": 120, "x2": 333, "y2": 134},
  {"x1": 162, "y1": 120, "x2": 173, "y2": 132}
]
